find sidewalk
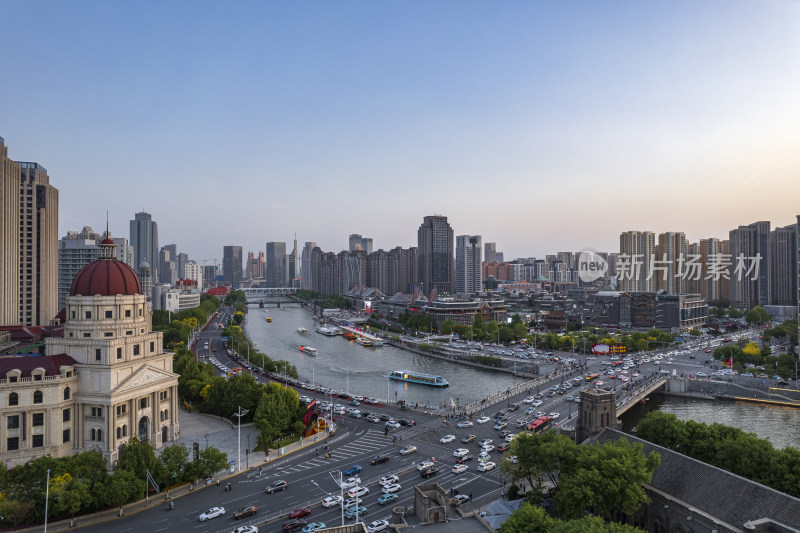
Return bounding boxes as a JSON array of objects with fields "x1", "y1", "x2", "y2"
[{"x1": 19, "y1": 411, "x2": 335, "y2": 533}]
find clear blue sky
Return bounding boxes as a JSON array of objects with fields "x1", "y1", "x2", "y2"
[{"x1": 2, "y1": 1, "x2": 798, "y2": 262}]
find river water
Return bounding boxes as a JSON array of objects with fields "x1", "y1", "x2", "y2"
[
  {"x1": 244, "y1": 305, "x2": 526, "y2": 408},
  {"x1": 619, "y1": 394, "x2": 800, "y2": 450}
]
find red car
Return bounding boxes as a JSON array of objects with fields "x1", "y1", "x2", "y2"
[{"x1": 289, "y1": 508, "x2": 311, "y2": 519}]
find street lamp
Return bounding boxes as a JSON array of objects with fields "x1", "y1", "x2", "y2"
[
  {"x1": 328, "y1": 471, "x2": 346, "y2": 526},
  {"x1": 233, "y1": 406, "x2": 249, "y2": 472}
]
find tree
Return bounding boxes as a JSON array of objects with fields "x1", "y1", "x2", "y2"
[
  {"x1": 742, "y1": 342, "x2": 761, "y2": 357},
  {"x1": 440, "y1": 319, "x2": 454, "y2": 335},
  {"x1": 188, "y1": 447, "x2": 228, "y2": 478},
  {"x1": 745, "y1": 306, "x2": 770, "y2": 325},
  {"x1": 500, "y1": 502, "x2": 553, "y2": 533},
  {"x1": 502, "y1": 432, "x2": 578, "y2": 497},
  {"x1": 57, "y1": 477, "x2": 92, "y2": 527},
  {"x1": 556, "y1": 438, "x2": 660, "y2": 520},
  {"x1": 159, "y1": 443, "x2": 190, "y2": 483},
  {"x1": 472, "y1": 315, "x2": 486, "y2": 339},
  {"x1": 103, "y1": 470, "x2": 144, "y2": 515},
  {"x1": 115, "y1": 437, "x2": 167, "y2": 487},
  {"x1": 254, "y1": 382, "x2": 300, "y2": 447},
  {"x1": 512, "y1": 321, "x2": 528, "y2": 340}
]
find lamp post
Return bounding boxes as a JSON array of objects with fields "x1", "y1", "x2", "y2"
[
  {"x1": 328, "y1": 470, "x2": 345, "y2": 526},
  {"x1": 233, "y1": 406, "x2": 249, "y2": 472},
  {"x1": 204, "y1": 433, "x2": 209, "y2": 449}
]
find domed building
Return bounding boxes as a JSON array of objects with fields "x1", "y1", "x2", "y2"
[{"x1": 0, "y1": 239, "x2": 180, "y2": 467}]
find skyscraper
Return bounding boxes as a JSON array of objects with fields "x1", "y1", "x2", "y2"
[
  {"x1": 456, "y1": 235, "x2": 482, "y2": 294},
  {"x1": 159, "y1": 244, "x2": 178, "y2": 285},
  {"x1": 619, "y1": 231, "x2": 655, "y2": 293},
  {"x1": 484, "y1": 242, "x2": 497, "y2": 264},
  {"x1": 18, "y1": 160, "x2": 59, "y2": 325},
  {"x1": 349, "y1": 234, "x2": 373, "y2": 254},
  {"x1": 655, "y1": 232, "x2": 688, "y2": 295},
  {"x1": 417, "y1": 215, "x2": 454, "y2": 296},
  {"x1": 698, "y1": 238, "x2": 723, "y2": 301},
  {"x1": 266, "y1": 242, "x2": 287, "y2": 287},
  {"x1": 729, "y1": 221, "x2": 770, "y2": 308},
  {"x1": 223, "y1": 246, "x2": 243, "y2": 286},
  {"x1": 130, "y1": 211, "x2": 159, "y2": 283},
  {"x1": 768, "y1": 222, "x2": 798, "y2": 306},
  {"x1": 288, "y1": 235, "x2": 299, "y2": 287},
  {"x1": 301, "y1": 242, "x2": 317, "y2": 290},
  {"x1": 0, "y1": 136, "x2": 21, "y2": 325},
  {"x1": 58, "y1": 231, "x2": 101, "y2": 309}
]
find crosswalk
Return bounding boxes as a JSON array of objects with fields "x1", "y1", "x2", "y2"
[{"x1": 270, "y1": 430, "x2": 399, "y2": 475}]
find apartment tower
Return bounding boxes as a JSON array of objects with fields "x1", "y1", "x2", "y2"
[
  {"x1": 129, "y1": 212, "x2": 159, "y2": 284},
  {"x1": 222, "y1": 246, "x2": 243, "y2": 287},
  {"x1": 456, "y1": 235, "x2": 482, "y2": 294},
  {"x1": 417, "y1": 215, "x2": 454, "y2": 296},
  {"x1": 619, "y1": 231, "x2": 655, "y2": 293}
]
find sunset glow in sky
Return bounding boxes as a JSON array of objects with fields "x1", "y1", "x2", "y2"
[{"x1": 2, "y1": 1, "x2": 799, "y2": 261}]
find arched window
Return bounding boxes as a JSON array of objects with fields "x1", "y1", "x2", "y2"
[
  {"x1": 64, "y1": 387, "x2": 71, "y2": 400},
  {"x1": 98, "y1": 428, "x2": 103, "y2": 441},
  {"x1": 91, "y1": 428, "x2": 96, "y2": 440},
  {"x1": 164, "y1": 408, "x2": 168, "y2": 420},
  {"x1": 9, "y1": 392, "x2": 19, "y2": 406},
  {"x1": 33, "y1": 390, "x2": 43, "y2": 404},
  {"x1": 161, "y1": 426, "x2": 168, "y2": 443}
]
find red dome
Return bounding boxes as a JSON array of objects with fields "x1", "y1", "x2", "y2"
[{"x1": 70, "y1": 258, "x2": 142, "y2": 297}]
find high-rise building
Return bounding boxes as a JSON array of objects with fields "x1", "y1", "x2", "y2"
[
  {"x1": 655, "y1": 232, "x2": 688, "y2": 295},
  {"x1": 18, "y1": 160, "x2": 59, "y2": 326},
  {"x1": 418, "y1": 215, "x2": 454, "y2": 296},
  {"x1": 266, "y1": 242, "x2": 287, "y2": 287},
  {"x1": 130, "y1": 212, "x2": 159, "y2": 283},
  {"x1": 619, "y1": 231, "x2": 655, "y2": 293},
  {"x1": 222, "y1": 246, "x2": 243, "y2": 286},
  {"x1": 159, "y1": 244, "x2": 178, "y2": 285},
  {"x1": 456, "y1": 235, "x2": 482, "y2": 294},
  {"x1": 58, "y1": 233, "x2": 101, "y2": 309},
  {"x1": 698, "y1": 238, "x2": 723, "y2": 301},
  {"x1": 288, "y1": 235, "x2": 299, "y2": 287},
  {"x1": 203, "y1": 265, "x2": 218, "y2": 287},
  {"x1": 184, "y1": 260, "x2": 204, "y2": 288},
  {"x1": 768, "y1": 222, "x2": 798, "y2": 307},
  {"x1": 484, "y1": 242, "x2": 497, "y2": 264},
  {"x1": 349, "y1": 234, "x2": 373, "y2": 254},
  {"x1": 495, "y1": 252, "x2": 504, "y2": 263},
  {"x1": 729, "y1": 221, "x2": 770, "y2": 308},
  {"x1": 245, "y1": 251, "x2": 256, "y2": 279},
  {"x1": 556, "y1": 252, "x2": 575, "y2": 271},
  {"x1": 0, "y1": 136, "x2": 21, "y2": 325},
  {"x1": 301, "y1": 242, "x2": 316, "y2": 290}
]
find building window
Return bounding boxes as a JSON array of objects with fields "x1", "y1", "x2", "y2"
[
  {"x1": 116, "y1": 427, "x2": 121, "y2": 439},
  {"x1": 63, "y1": 409, "x2": 71, "y2": 422},
  {"x1": 83, "y1": 332, "x2": 91, "y2": 338},
  {"x1": 125, "y1": 309, "x2": 131, "y2": 318},
  {"x1": 150, "y1": 341, "x2": 155, "y2": 352},
  {"x1": 71, "y1": 310, "x2": 76, "y2": 319},
  {"x1": 32, "y1": 413, "x2": 44, "y2": 426},
  {"x1": 139, "y1": 309, "x2": 142, "y2": 316},
  {"x1": 104, "y1": 332, "x2": 113, "y2": 337},
  {"x1": 7, "y1": 437, "x2": 19, "y2": 451},
  {"x1": 116, "y1": 404, "x2": 127, "y2": 416},
  {"x1": 32, "y1": 434, "x2": 43, "y2": 448},
  {"x1": 96, "y1": 348, "x2": 102, "y2": 361},
  {"x1": 33, "y1": 390, "x2": 43, "y2": 404},
  {"x1": 64, "y1": 387, "x2": 71, "y2": 400},
  {"x1": 91, "y1": 428, "x2": 103, "y2": 441},
  {"x1": 117, "y1": 347, "x2": 122, "y2": 359},
  {"x1": 91, "y1": 407, "x2": 103, "y2": 417},
  {"x1": 139, "y1": 397, "x2": 148, "y2": 409},
  {"x1": 133, "y1": 345, "x2": 140, "y2": 356},
  {"x1": 63, "y1": 428, "x2": 71, "y2": 443},
  {"x1": 164, "y1": 408, "x2": 168, "y2": 420},
  {"x1": 9, "y1": 375, "x2": 17, "y2": 383},
  {"x1": 9, "y1": 392, "x2": 18, "y2": 406},
  {"x1": 8, "y1": 415, "x2": 20, "y2": 429},
  {"x1": 105, "y1": 310, "x2": 113, "y2": 319},
  {"x1": 126, "y1": 330, "x2": 133, "y2": 336},
  {"x1": 123, "y1": 425, "x2": 128, "y2": 437},
  {"x1": 85, "y1": 310, "x2": 92, "y2": 319}
]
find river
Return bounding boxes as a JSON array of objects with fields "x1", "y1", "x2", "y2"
[
  {"x1": 244, "y1": 304, "x2": 527, "y2": 408},
  {"x1": 619, "y1": 394, "x2": 800, "y2": 450}
]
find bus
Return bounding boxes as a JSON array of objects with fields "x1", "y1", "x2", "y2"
[
  {"x1": 611, "y1": 360, "x2": 625, "y2": 367},
  {"x1": 584, "y1": 373, "x2": 600, "y2": 382},
  {"x1": 230, "y1": 367, "x2": 243, "y2": 376},
  {"x1": 527, "y1": 415, "x2": 552, "y2": 434}
]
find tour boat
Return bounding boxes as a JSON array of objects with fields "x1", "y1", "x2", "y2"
[
  {"x1": 387, "y1": 370, "x2": 449, "y2": 387},
  {"x1": 299, "y1": 346, "x2": 318, "y2": 355},
  {"x1": 297, "y1": 327, "x2": 308, "y2": 334},
  {"x1": 356, "y1": 337, "x2": 373, "y2": 346}
]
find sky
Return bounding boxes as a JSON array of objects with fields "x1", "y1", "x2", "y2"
[{"x1": 2, "y1": 1, "x2": 799, "y2": 263}]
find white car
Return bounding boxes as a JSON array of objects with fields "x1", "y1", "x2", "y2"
[
  {"x1": 385, "y1": 420, "x2": 401, "y2": 429},
  {"x1": 477, "y1": 461, "x2": 496, "y2": 472},
  {"x1": 477, "y1": 451, "x2": 491, "y2": 462},
  {"x1": 549, "y1": 412, "x2": 560, "y2": 419},
  {"x1": 481, "y1": 444, "x2": 495, "y2": 452},
  {"x1": 453, "y1": 448, "x2": 469, "y2": 457},
  {"x1": 340, "y1": 477, "x2": 361, "y2": 489},
  {"x1": 523, "y1": 396, "x2": 535, "y2": 404},
  {"x1": 367, "y1": 520, "x2": 390, "y2": 533},
  {"x1": 198, "y1": 506, "x2": 226, "y2": 521},
  {"x1": 532, "y1": 400, "x2": 543, "y2": 406},
  {"x1": 452, "y1": 463, "x2": 468, "y2": 474},
  {"x1": 476, "y1": 416, "x2": 490, "y2": 424},
  {"x1": 347, "y1": 486, "x2": 369, "y2": 499},
  {"x1": 440, "y1": 434, "x2": 456, "y2": 444},
  {"x1": 379, "y1": 474, "x2": 399, "y2": 485},
  {"x1": 505, "y1": 433, "x2": 517, "y2": 442},
  {"x1": 416, "y1": 461, "x2": 435, "y2": 471},
  {"x1": 233, "y1": 527, "x2": 259, "y2": 533},
  {"x1": 457, "y1": 420, "x2": 473, "y2": 428},
  {"x1": 399, "y1": 445, "x2": 418, "y2": 455},
  {"x1": 322, "y1": 495, "x2": 343, "y2": 507},
  {"x1": 479, "y1": 439, "x2": 493, "y2": 447},
  {"x1": 381, "y1": 483, "x2": 401, "y2": 494}
]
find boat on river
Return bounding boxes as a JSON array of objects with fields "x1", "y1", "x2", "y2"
[
  {"x1": 316, "y1": 326, "x2": 337, "y2": 336},
  {"x1": 298, "y1": 327, "x2": 308, "y2": 334},
  {"x1": 387, "y1": 370, "x2": 449, "y2": 387},
  {"x1": 356, "y1": 337, "x2": 373, "y2": 346},
  {"x1": 299, "y1": 346, "x2": 318, "y2": 355}
]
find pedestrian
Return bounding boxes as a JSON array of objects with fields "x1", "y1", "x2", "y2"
[
  {"x1": 316, "y1": 448, "x2": 319, "y2": 456},
  {"x1": 258, "y1": 466, "x2": 262, "y2": 474},
  {"x1": 216, "y1": 479, "x2": 220, "y2": 487}
]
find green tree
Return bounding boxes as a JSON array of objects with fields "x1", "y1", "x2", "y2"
[
  {"x1": 103, "y1": 470, "x2": 145, "y2": 515},
  {"x1": 472, "y1": 315, "x2": 486, "y2": 339},
  {"x1": 187, "y1": 447, "x2": 229, "y2": 478},
  {"x1": 502, "y1": 432, "x2": 578, "y2": 496},
  {"x1": 57, "y1": 477, "x2": 92, "y2": 527},
  {"x1": 115, "y1": 437, "x2": 167, "y2": 487},
  {"x1": 159, "y1": 443, "x2": 190, "y2": 483},
  {"x1": 500, "y1": 502, "x2": 553, "y2": 533},
  {"x1": 512, "y1": 321, "x2": 528, "y2": 340},
  {"x1": 745, "y1": 305, "x2": 770, "y2": 325},
  {"x1": 440, "y1": 319, "x2": 455, "y2": 335},
  {"x1": 254, "y1": 382, "x2": 300, "y2": 447},
  {"x1": 727, "y1": 308, "x2": 742, "y2": 319}
]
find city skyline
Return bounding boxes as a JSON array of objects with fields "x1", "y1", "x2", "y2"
[{"x1": 2, "y1": 1, "x2": 799, "y2": 261}]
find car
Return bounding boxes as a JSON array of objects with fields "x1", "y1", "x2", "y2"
[
  {"x1": 366, "y1": 415, "x2": 381, "y2": 423},
  {"x1": 233, "y1": 505, "x2": 258, "y2": 519},
  {"x1": 289, "y1": 508, "x2": 311, "y2": 519},
  {"x1": 367, "y1": 519, "x2": 390, "y2": 533},
  {"x1": 379, "y1": 414, "x2": 392, "y2": 421},
  {"x1": 385, "y1": 420, "x2": 401, "y2": 429},
  {"x1": 398, "y1": 419, "x2": 414, "y2": 426},
  {"x1": 505, "y1": 433, "x2": 518, "y2": 443},
  {"x1": 452, "y1": 463, "x2": 468, "y2": 473},
  {"x1": 525, "y1": 407, "x2": 536, "y2": 415},
  {"x1": 477, "y1": 461, "x2": 497, "y2": 472},
  {"x1": 476, "y1": 416, "x2": 491, "y2": 424},
  {"x1": 482, "y1": 444, "x2": 495, "y2": 452},
  {"x1": 523, "y1": 396, "x2": 535, "y2": 404},
  {"x1": 267, "y1": 480, "x2": 288, "y2": 493},
  {"x1": 344, "y1": 465, "x2": 363, "y2": 476},
  {"x1": 457, "y1": 420, "x2": 473, "y2": 428},
  {"x1": 399, "y1": 445, "x2": 417, "y2": 455},
  {"x1": 302, "y1": 523, "x2": 327, "y2": 533},
  {"x1": 453, "y1": 494, "x2": 471, "y2": 503},
  {"x1": 440, "y1": 434, "x2": 456, "y2": 443},
  {"x1": 233, "y1": 527, "x2": 259, "y2": 533},
  {"x1": 348, "y1": 411, "x2": 362, "y2": 418},
  {"x1": 380, "y1": 474, "x2": 400, "y2": 485},
  {"x1": 283, "y1": 520, "x2": 308, "y2": 532},
  {"x1": 340, "y1": 477, "x2": 362, "y2": 489},
  {"x1": 322, "y1": 496, "x2": 343, "y2": 508},
  {"x1": 378, "y1": 493, "x2": 399, "y2": 505},
  {"x1": 549, "y1": 412, "x2": 560, "y2": 420},
  {"x1": 696, "y1": 372, "x2": 708, "y2": 377},
  {"x1": 416, "y1": 461, "x2": 435, "y2": 471},
  {"x1": 198, "y1": 506, "x2": 225, "y2": 521},
  {"x1": 381, "y1": 483, "x2": 401, "y2": 493},
  {"x1": 455, "y1": 454, "x2": 474, "y2": 464},
  {"x1": 370, "y1": 455, "x2": 391, "y2": 465},
  {"x1": 477, "y1": 451, "x2": 491, "y2": 461},
  {"x1": 497, "y1": 443, "x2": 510, "y2": 452},
  {"x1": 479, "y1": 439, "x2": 493, "y2": 447},
  {"x1": 453, "y1": 448, "x2": 470, "y2": 457},
  {"x1": 344, "y1": 506, "x2": 368, "y2": 520},
  {"x1": 347, "y1": 486, "x2": 369, "y2": 499},
  {"x1": 499, "y1": 430, "x2": 512, "y2": 438},
  {"x1": 420, "y1": 467, "x2": 439, "y2": 478},
  {"x1": 494, "y1": 421, "x2": 508, "y2": 430},
  {"x1": 349, "y1": 399, "x2": 360, "y2": 406},
  {"x1": 461, "y1": 434, "x2": 476, "y2": 443}
]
